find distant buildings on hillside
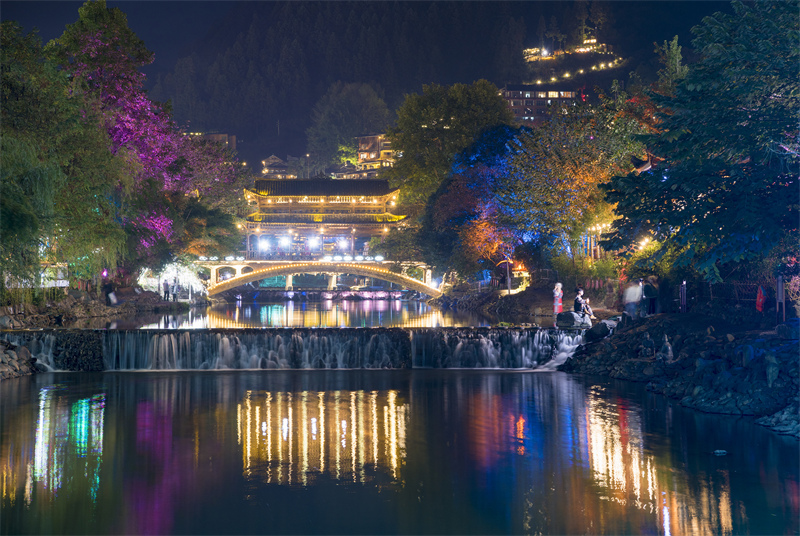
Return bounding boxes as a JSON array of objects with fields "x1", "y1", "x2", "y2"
[
  {"x1": 501, "y1": 84, "x2": 584, "y2": 125},
  {"x1": 260, "y1": 134, "x2": 396, "y2": 180},
  {"x1": 189, "y1": 131, "x2": 237, "y2": 153}
]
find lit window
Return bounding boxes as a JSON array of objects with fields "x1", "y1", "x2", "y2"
[{"x1": 548, "y1": 91, "x2": 559, "y2": 98}]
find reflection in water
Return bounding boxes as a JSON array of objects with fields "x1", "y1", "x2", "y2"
[
  {"x1": 0, "y1": 386, "x2": 105, "y2": 508},
  {"x1": 138, "y1": 300, "x2": 489, "y2": 329},
  {"x1": 583, "y1": 388, "x2": 733, "y2": 535},
  {"x1": 1, "y1": 372, "x2": 797, "y2": 535},
  {"x1": 238, "y1": 390, "x2": 408, "y2": 486}
]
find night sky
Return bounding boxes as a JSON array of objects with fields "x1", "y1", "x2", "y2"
[{"x1": 2, "y1": 1, "x2": 732, "y2": 162}]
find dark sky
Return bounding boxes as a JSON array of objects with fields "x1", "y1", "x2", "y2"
[
  {"x1": 3, "y1": 0, "x2": 732, "y2": 161},
  {"x1": 1, "y1": 1, "x2": 236, "y2": 80},
  {"x1": 3, "y1": 1, "x2": 731, "y2": 73}
]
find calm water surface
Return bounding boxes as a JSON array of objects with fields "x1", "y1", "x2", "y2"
[
  {"x1": 2, "y1": 370, "x2": 797, "y2": 535},
  {"x1": 71, "y1": 300, "x2": 492, "y2": 329}
]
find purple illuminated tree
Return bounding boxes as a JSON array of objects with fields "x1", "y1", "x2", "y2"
[{"x1": 45, "y1": 0, "x2": 243, "y2": 271}]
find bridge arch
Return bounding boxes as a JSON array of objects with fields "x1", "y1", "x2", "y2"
[{"x1": 206, "y1": 262, "x2": 442, "y2": 298}]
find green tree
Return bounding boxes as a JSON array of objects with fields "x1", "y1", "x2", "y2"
[
  {"x1": 497, "y1": 105, "x2": 643, "y2": 245},
  {"x1": 1, "y1": 21, "x2": 126, "y2": 282},
  {"x1": 305, "y1": 82, "x2": 390, "y2": 172},
  {"x1": 385, "y1": 79, "x2": 513, "y2": 206},
  {"x1": 602, "y1": 0, "x2": 799, "y2": 282},
  {"x1": 653, "y1": 36, "x2": 689, "y2": 96}
]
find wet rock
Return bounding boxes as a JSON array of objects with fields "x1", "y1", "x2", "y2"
[
  {"x1": 559, "y1": 312, "x2": 799, "y2": 438},
  {"x1": 584, "y1": 320, "x2": 615, "y2": 342},
  {"x1": 556, "y1": 312, "x2": 591, "y2": 329}
]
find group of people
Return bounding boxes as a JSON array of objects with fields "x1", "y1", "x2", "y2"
[
  {"x1": 162, "y1": 278, "x2": 179, "y2": 302},
  {"x1": 552, "y1": 282, "x2": 596, "y2": 323}
]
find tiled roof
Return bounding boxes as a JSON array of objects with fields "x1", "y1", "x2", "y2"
[
  {"x1": 246, "y1": 212, "x2": 406, "y2": 225},
  {"x1": 249, "y1": 179, "x2": 396, "y2": 197}
]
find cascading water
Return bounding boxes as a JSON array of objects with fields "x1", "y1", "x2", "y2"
[
  {"x1": 410, "y1": 328, "x2": 584, "y2": 369},
  {"x1": 101, "y1": 329, "x2": 412, "y2": 370},
  {"x1": 4, "y1": 327, "x2": 584, "y2": 371}
]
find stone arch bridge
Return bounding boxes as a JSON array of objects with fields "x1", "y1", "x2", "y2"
[{"x1": 201, "y1": 261, "x2": 442, "y2": 299}]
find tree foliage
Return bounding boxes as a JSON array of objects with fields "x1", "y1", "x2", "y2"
[
  {"x1": 385, "y1": 79, "x2": 513, "y2": 206},
  {"x1": 2, "y1": 2, "x2": 247, "y2": 283},
  {"x1": 1, "y1": 21, "x2": 126, "y2": 281},
  {"x1": 497, "y1": 105, "x2": 643, "y2": 243},
  {"x1": 602, "y1": 0, "x2": 799, "y2": 281},
  {"x1": 305, "y1": 82, "x2": 390, "y2": 172}
]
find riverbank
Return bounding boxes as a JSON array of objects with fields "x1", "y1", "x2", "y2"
[
  {"x1": 559, "y1": 313, "x2": 800, "y2": 439},
  {"x1": 0, "y1": 288, "x2": 193, "y2": 330},
  {"x1": 433, "y1": 282, "x2": 619, "y2": 324}
]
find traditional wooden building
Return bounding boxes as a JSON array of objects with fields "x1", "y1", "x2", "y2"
[{"x1": 242, "y1": 179, "x2": 405, "y2": 257}]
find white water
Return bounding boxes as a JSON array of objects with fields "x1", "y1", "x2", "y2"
[{"x1": 6, "y1": 328, "x2": 584, "y2": 371}]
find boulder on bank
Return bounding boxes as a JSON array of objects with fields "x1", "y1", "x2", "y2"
[
  {"x1": 556, "y1": 311, "x2": 592, "y2": 329},
  {"x1": 0, "y1": 338, "x2": 38, "y2": 380},
  {"x1": 559, "y1": 314, "x2": 800, "y2": 438},
  {"x1": 584, "y1": 318, "x2": 618, "y2": 343}
]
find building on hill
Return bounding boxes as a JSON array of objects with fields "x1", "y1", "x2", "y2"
[
  {"x1": 501, "y1": 84, "x2": 584, "y2": 125},
  {"x1": 190, "y1": 132, "x2": 237, "y2": 152},
  {"x1": 260, "y1": 155, "x2": 297, "y2": 179},
  {"x1": 357, "y1": 134, "x2": 394, "y2": 172},
  {"x1": 242, "y1": 178, "x2": 405, "y2": 257},
  {"x1": 331, "y1": 134, "x2": 395, "y2": 180}
]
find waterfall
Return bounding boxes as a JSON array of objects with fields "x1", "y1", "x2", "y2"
[
  {"x1": 3, "y1": 327, "x2": 584, "y2": 371},
  {"x1": 410, "y1": 328, "x2": 584, "y2": 369}
]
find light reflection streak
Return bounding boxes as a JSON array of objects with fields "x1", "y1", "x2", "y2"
[
  {"x1": 204, "y1": 302, "x2": 474, "y2": 328},
  {"x1": 237, "y1": 389, "x2": 408, "y2": 486},
  {"x1": 5, "y1": 387, "x2": 107, "y2": 506},
  {"x1": 584, "y1": 390, "x2": 735, "y2": 535}
]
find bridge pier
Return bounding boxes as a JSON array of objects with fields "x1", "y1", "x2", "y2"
[
  {"x1": 327, "y1": 273, "x2": 337, "y2": 290},
  {"x1": 285, "y1": 274, "x2": 293, "y2": 290}
]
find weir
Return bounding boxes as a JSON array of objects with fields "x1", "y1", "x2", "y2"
[{"x1": 4, "y1": 328, "x2": 584, "y2": 371}]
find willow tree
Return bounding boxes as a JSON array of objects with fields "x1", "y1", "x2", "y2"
[{"x1": 1, "y1": 21, "x2": 126, "y2": 283}]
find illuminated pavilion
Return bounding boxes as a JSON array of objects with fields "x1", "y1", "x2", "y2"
[{"x1": 242, "y1": 178, "x2": 406, "y2": 257}]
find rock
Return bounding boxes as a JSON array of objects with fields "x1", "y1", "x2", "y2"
[
  {"x1": 556, "y1": 311, "x2": 592, "y2": 329},
  {"x1": 16, "y1": 345, "x2": 31, "y2": 362},
  {"x1": 776, "y1": 319, "x2": 799, "y2": 340},
  {"x1": 656, "y1": 334, "x2": 674, "y2": 362},
  {"x1": 585, "y1": 320, "x2": 613, "y2": 342},
  {"x1": 0, "y1": 316, "x2": 13, "y2": 329},
  {"x1": 726, "y1": 334, "x2": 735, "y2": 342}
]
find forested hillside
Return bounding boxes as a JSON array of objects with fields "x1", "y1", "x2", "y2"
[{"x1": 149, "y1": 2, "x2": 531, "y2": 163}]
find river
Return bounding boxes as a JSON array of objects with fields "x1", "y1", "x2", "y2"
[
  {"x1": 68, "y1": 300, "x2": 495, "y2": 330},
  {"x1": 1, "y1": 370, "x2": 797, "y2": 535}
]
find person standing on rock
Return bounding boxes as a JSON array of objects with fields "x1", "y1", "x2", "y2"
[
  {"x1": 574, "y1": 287, "x2": 596, "y2": 320},
  {"x1": 553, "y1": 282, "x2": 563, "y2": 327},
  {"x1": 171, "y1": 278, "x2": 178, "y2": 302},
  {"x1": 163, "y1": 279, "x2": 170, "y2": 301}
]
